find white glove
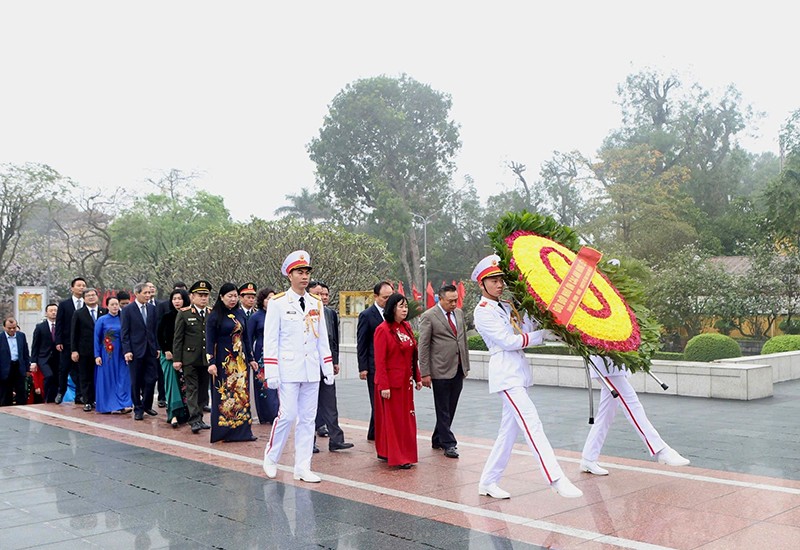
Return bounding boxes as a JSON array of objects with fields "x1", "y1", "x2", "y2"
[
  {"x1": 543, "y1": 330, "x2": 562, "y2": 342},
  {"x1": 266, "y1": 377, "x2": 280, "y2": 390},
  {"x1": 323, "y1": 374, "x2": 335, "y2": 386}
]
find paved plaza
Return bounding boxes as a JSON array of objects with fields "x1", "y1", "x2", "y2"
[{"x1": 2, "y1": 377, "x2": 800, "y2": 549}]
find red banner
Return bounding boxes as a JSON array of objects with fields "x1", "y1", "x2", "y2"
[{"x1": 547, "y1": 246, "x2": 602, "y2": 326}]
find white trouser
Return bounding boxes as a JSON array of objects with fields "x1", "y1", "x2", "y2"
[
  {"x1": 582, "y1": 375, "x2": 666, "y2": 461},
  {"x1": 480, "y1": 386, "x2": 565, "y2": 486},
  {"x1": 264, "y1": 381, "x2": 320, "y2": 473}
]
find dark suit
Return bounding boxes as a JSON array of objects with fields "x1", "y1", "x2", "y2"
[
  {"x1": 71, "y1": 306, "x2": 106, "y2": 405},
  {"x1": 152, "y1": 299, "x2": 168, "y2": 402},
  {"x1": 418, "y1": 306, "x2": 471, "y2": 450},
  {"x1": 356, "y1": 304, "x2": 384, "y2": 440},
  {"x1": 121, "y1": 300, "x2": 159, "y2": 414},
  {"x1": 316, "y1": 306, "x2": 346, "y2": 446},
  {"x1": 54, "y1": 297, "x2": 80, "y2": 397},
  {"x1": 31, "y1": 319, "x2": 60, "y2": 402},
  {"x1": 172, "y1": 305, "x2": 209, "y2": 424},
  {"x1": 0, "y1": 331, "x2": 30, "y2": 406}
]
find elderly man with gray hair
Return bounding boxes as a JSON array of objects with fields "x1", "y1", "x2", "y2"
[{"x1": 120, "y1": 282, "x2": 160, "y2": 421}]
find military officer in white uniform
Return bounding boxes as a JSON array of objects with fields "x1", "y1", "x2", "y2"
[
  {"x1": 580, "y1": 355, "x2": 690, "y2": 475},
  {"x1": 262, "y1": 250, "x2": 334, "y2": 483},
  {"x1": 472, "y1": 254, "x2": 583, "y2": 499}
]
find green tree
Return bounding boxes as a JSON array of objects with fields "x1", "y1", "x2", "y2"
[
  {"x1": 157, "y1": 219, "x2": 393, "y2": 303},
  {"x1": 274, "y1": 187, "x2": 333, "y2": 222},
  {"x1": 109, "y1": 170, "x2": 231, "y2": 289},
  {"x1": 0, "y1": 163, "x2": 68, "y2": 281},
  {"x1": 647, "y1": 246, "x2": 733, "y2": 343},
  {"x1": 307, "y1": 74, "x2": 461, "y2": 289}
]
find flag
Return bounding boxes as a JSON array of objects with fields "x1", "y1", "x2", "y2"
[
  {"x1": 456, "y1": 281, "x2": 465, "y2": 308},
  {"x1": 426, "y1": 281, "x2": 435, "y2": 309},
  {"x1": 397, "y1": 281, "x2": 406, "y2": 297},
  {"x1": 412, "y1": 284, "x2": 422, "y2": 302}
]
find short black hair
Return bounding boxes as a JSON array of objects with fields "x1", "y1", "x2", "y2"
[
  {"x1": 70, "y1": 277, "x2": 86, "y2": 287},
  {"x1": 45, "y1": 303, "x2": 58, "y2": 311},
  {"x1": 438, "y1": 284, "x2": 457, "y2": 297},
  {"x1": 373, "y1": 281, "x2": 393, "y2": 296},
  {"x1": 383, "y1": 293, "x2": 408, "y2": 323},
  {"x1": 309, "y1": 280, "x2": 329, "y2": 291},
  {"x1": 116, "y1": 290, "x2": 131, "y2": 301},
  {"x1": 173, "y1": 281, "x2": 187, "y2": 289}
]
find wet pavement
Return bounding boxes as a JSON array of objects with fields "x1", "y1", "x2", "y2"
[{"x1": 2, "y1": 377, "x2": 800, "y2": 549}]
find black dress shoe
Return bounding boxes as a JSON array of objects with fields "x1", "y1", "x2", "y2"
[
  {"x1": 134, "y1": 412, "x2": 144, "y2": 421},
  {"x1": 191, "y1": 422, "x2": 201, "y2": 433},
  {"x1": 313, "y1": 444, "x2": 320, "y2": 454},
  {"x1": 444, "y1": 447, "x2": 460, "y2": 459},
  {"x1": 144, "y1": 409, "x2": 158, "y2": 416},
  {"x1": 247, "y1": 436, "x2": 258, "y2": 441},
  {"x1": 83, "y1": 403, "x2": 93, "y2": 412},
  {"x1": 376, "y1": 455, "x2": 387, "y2": 462},
  {"x1": 157, "y1": 400, "x2": 166, "y2": 408},
  {"x1": 203, "y1": 406, "x2": 211, "y2": 412},
  {"x1": 54, "y1": 393, "x2": 63, "y2": 404},
  {"x1": 316, "y1": 426, "x2": 329, "y2": 437},
  {"x1": 432, "y1": 443, "x2": 442, "y2": 450},
  {"x1": 398, "y1": 463, "x2": 413, "y2": 469},
  {"x1": 329, "y1": 441, "x2": 354, "y2": 451},
  {"x1": 199, "y1": 421, "x2": 211, "y2": 430}
]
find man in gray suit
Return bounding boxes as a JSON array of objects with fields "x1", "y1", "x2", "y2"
[{"x1": 418, "y1": 284, "x2": 470, "y2": 458}]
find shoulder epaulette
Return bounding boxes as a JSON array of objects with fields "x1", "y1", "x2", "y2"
[
  {"x1": 271, "y1": 292, "x2": 286, "y2": 300},
  {"x1": 308, "y1": 292, "x2": 321, "y2": 300},
  {"x1": 478, "y1": 300, "x2": 488, "y2": 307}
]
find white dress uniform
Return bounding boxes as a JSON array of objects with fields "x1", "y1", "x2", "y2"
[
  {"x1": 581, "y1": 355, "x2": 667, "y2": 462},
  {"x1": 263, "y1": 251, "x2": 334, "y2": 478},
  {"x1": 474, "y1": 296, "x2": 567, "y2": 487}
]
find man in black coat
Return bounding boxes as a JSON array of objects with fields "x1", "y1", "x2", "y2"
[
  {"x1": 30, "y1": 303, "x2": 60, "y2": 403},
  {"x1": 309, "y1": 281, "x2": 353, "y2": 452},
  {"x1": 356, "y1": 280, "x2": 394, "y2": 441},
  {"x1": 70, "y1": 288, "x2": 106, "y2": 411},
  {"x1": 54, "y1": 277, "x2": 87, "y2": 404},
  {"x1": 0, "y1": 317, "x2": 31, "y2": 406},
  {"x1": 121, "y1": 282, "x2": 159, "y2": 421}
]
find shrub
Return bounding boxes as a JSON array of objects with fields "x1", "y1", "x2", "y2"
[
  {"x1": 467, "y1": 335, "x2": 487, "y2": 351},
  {"x1": 653, "y1": 351, "x2": 683, "y2": 361},
  {"x1": 761, "y1": 335, "x2": 800, "y2": 355},
  {"x1": 778, "y1": 319, "x2": 800, "y2": 335},
  {"x1": 683, "y1": 333, "x2": 741, "y2": 362}
]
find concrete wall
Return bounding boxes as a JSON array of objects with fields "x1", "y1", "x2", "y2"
[{"x1": 718, "y1": 351, "x2": 800, "y2": 383}]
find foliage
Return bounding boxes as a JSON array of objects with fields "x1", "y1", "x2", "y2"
[
  {"x1": 647, "y1": 245, "x2": 732, "y2": 339},
  {"x1": 156, "y1": 219, "x2": 393, "y2": 306},
  {"x1": 763, "y1": 153, "x2": 800, "y2": 240},
  {"x1": 761, "y1": 335, "x2": 800, "y2": 355},
  {"x1": 653, "y1": 351, "x2": 684, "y2": 361},
  {"x1": 779, "y1": 319, "x2": 800, "y2": 335},
  {"x1": 683, "y1": 333, "x2": 741, "y2": 362},
  {"x1": 467, "y1": 335, "x2": 487, "y2": 351},
  {"x1": 489, "y1": 210, "x2": 662, "y2": 373},
  {"x1": 307, "y1": 74, "x2": 461, "y2": 290},
  {"x1": 109, "y1": 170, "x2": 232, "y2": 289},
  {"x1": 0, "y1": 163, "x2": 69, "y2": 281}
]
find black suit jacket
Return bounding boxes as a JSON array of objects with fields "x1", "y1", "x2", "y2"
[
  {"x1": 54, "y1": 297, "x2": 78, "y2": 351},
  {"x1": 0, "y1": 331, "x2": 30, "y2": 380},
  {"x1": 31, "y1": 320, "x2": 58, "y2": 377},
  {"x1": 356, "y1": 304, "x2": 384, "y2": 375},
  {"x1": 120, "y1": 301, "x2": 158, "y2": 359},
  {"x1": 71, "y1": 306, "x2": 107, "y2": 357},
  {"x1": 324, "y1": 306, "x2": 340, "y2": 365}
]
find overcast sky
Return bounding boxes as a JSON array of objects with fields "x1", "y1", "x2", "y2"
[{"x1": 1, "y1": 1, "x2": 796, "y2": 221}]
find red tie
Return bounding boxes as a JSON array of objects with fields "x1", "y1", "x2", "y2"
[{"x1": 447, "y1": 312, "x2": 457, "y2": 335}]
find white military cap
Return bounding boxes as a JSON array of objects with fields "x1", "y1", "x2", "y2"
[
  {"x1": 281, "y1": 250, "x2": 312, "y2": 276},
  {"x1": 471, "y1": 254, "x2": 504, "y2": 282}
]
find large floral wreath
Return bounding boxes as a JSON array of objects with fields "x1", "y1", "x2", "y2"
[{"x1": 489, "y1": 211, "x2": 661, "y2": 373}]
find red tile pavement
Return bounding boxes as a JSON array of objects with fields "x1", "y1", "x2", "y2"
[{"x1": 5, "y1": 403, "x2": 800, "y2": 550}]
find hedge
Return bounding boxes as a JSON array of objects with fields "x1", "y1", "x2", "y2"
[
  {"x1": 684, "y1": 333, "x2": 741, "y2": 362},
  {"x1": 761, "y1": 335, "x2": 800, "y2": 355}
]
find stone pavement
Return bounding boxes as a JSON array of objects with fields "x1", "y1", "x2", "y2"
[{"x1": 2, "y1": 377, "x2": 800, "y2": 549}]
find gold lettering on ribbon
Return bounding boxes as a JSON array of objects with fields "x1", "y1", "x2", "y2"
[{"x1": 547, "y1": 246, "x2": 603, "y2": 326}]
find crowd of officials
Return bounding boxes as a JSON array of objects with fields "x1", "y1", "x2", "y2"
[{"x1": 1, "y1": 251, "x2": 690, "y2": 499}]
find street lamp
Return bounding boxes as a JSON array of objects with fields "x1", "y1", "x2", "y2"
[{"x1": 411, "y1": 212, "x2": 428, "y2": 302}]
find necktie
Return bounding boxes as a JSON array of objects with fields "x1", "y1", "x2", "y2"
[
  {"x1": 447, "y1": 311, "x2": 457, "y2": 335},
  {"x1": 90, "y1": 308, "x2": 96, "y2": 321},
  {"x1": 50, "y1": 323, "x2": 55, "y2": 341},
  {"x1": 299, "y1": 296, "x2": 305, "y2": 311},
  {"x1": 496, "y1": 301, "x2": 505, "y2": 313},
  {"x1": 141, "y1": 304, "x2": 148, "y2": 323},
  {"x1": 77, "y1": 299, "x2": 83, "y2": 310},
  {"x1": 199, "y1": 309, "x2": 205, "y2": 319}
]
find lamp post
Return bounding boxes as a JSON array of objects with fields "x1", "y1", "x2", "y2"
[{"x1": 411, "y1": 212, "x2": 428, "y2": 303}]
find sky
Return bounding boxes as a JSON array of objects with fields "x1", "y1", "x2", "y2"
[{"x1": 1, "y1": 1, "x2": 796, "y2": 222}]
